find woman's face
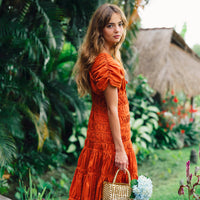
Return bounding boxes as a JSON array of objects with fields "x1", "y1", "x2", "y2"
[{"x1": 102, "y1": 13, "x2": 124, "y2": 49}]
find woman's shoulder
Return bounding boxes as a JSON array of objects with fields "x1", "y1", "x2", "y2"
[
  {"x1": 92, "y1": 51, "x2": 122, "y2": 70},
  {"x1": 93, "y1": 52, "x2": 113, "y2": 66}
]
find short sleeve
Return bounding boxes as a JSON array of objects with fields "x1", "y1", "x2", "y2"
[{"x1": 89, "y1": 53, "x2": 124, "y2": 94}]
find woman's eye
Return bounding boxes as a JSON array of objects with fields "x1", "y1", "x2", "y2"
[
  {"x1": 107, "y1": 24, "x2": 113, "y2": 28},
  {"x1": 119, "y1": 23, "x2": 123, "y2": 26}
]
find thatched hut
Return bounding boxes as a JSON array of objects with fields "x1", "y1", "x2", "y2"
[{"x1": 133, "y1": 28, "x2": 200, "y2": 98}]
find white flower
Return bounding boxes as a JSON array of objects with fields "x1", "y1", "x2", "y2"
[{"x1": 132, "y1": 175, "x2": 153, "y2": 200}]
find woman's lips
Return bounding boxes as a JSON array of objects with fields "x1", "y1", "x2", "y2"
[{"x1": 113, "y1": 35, "x2": 121, "y2": 39}]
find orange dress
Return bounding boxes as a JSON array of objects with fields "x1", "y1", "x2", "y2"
[{"x1": 68, "y1": 52, "x2": 138, "y2": 200}]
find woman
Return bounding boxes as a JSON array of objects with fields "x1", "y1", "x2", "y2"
[{"x1": 69, "y1": 3, "x2": 138, "y2": 200}]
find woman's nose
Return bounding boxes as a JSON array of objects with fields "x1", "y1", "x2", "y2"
[{"x1": 114, "y1": 25, "x2": 120, "y2": 32}]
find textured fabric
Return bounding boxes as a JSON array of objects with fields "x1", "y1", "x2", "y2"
[{"x1": 68, "y1": 52, "x2": 138, "y2": 200}]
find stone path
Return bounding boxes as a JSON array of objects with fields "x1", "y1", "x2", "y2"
[{"x1": 0, "y1": 195, "x2": 12, "y2": 200}]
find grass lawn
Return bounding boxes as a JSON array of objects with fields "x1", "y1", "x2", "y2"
[{"x1": 138, "y1": 144, "x2": 200, "y2": 200}]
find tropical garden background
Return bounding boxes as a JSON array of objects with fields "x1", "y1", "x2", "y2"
[{"x1": 1, "y1": 0, "x2": 200, "y2": 199}]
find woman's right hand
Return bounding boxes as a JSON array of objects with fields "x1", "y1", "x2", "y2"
[{"x1": 115, "y1": 149, "x2": 129, "y2": 171}]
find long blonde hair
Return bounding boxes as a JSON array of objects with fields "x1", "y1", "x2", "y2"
[{"x1": 73, "y1": 3, "x2": 127, "y2": 96}]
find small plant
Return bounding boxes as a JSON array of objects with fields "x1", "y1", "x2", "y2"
[
  {"x1": 15, "y1": 171, "x2": 52, "y2": 200},
  {"x1": 178, "y1": 147, "x2": 200, "y2": 199}
]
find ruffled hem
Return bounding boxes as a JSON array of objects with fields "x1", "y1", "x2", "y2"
[
  {"x1": 89, "y1": 52, "x2": 126, "y2": 94},
  {"x1": 69, "y1": 140, "x2": 138, "y2": 200}
]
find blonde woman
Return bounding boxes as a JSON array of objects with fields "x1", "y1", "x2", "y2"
[{"x1": 69, "y1": 3, "x2": 138, "y2": 200}]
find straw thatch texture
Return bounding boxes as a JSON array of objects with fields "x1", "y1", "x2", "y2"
[{"x1": 133, "y1": 28, "x2": 200, "y2": 97}]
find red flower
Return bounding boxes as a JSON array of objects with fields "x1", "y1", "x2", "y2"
[
  {"x1": 162, "y1": 99, "x2": 166, "y2": 103},
  {"x1": 189, "y1": 106, "x2": 198, "y2": 113},
  {"x1": 171, "y1": 90, "x2": 175, "y2": 95},
  {"x1": 170, "y1": 123, "x2": 175, "y2": 130},
  {"x1": 173, "y1": 97, "x2": 178, "y2": 103},
  {"x1": 189, "y1": 118, "x2": 194, "y2": 122},
  {"x1": 181, "y1": 129, "x2": 185, "y2": 134}
]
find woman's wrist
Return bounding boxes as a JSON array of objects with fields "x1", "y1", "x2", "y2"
[{"x1": 115, "y1": 141, "x2": 125, "y2": 152}]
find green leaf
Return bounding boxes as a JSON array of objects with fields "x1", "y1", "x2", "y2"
[
  {"x1": 81, "y1": 127, "x2": 87, "y2": 137},
  {"x1": 66, "y1": 144, "x2": 76, "y2": 153},
  {"x1": 131, "y1": 179, "x2": 138, "y2": 187},
  {"x1": 147, "y1": 106, "x2": 160, "y2": 113},
  {"x1": 146, "y1": 123, "x2": 153, "y2": 133},
  {"x1": 0, "y1": 130, "x2": 16, "y2": 167},
  {"x1": 138, "y1": 126, "x2": 151, "y2": 134},
  {"x1": 141, "y1": 133, "x2": 152, "y2": 143},
  {"x1": 140, "y1": 140, "x2": 147, "y2": 148},
  {"x1": 132, "y1": 119, "x2": 144, "y2": 130},
  {"x1": 149, "y1": 118, "x2": 159, "y2": 129},
  {"x1": 69, "y1": 135, "x2": 77, "y2": 142},
  {"x1": 142, "y1": 114, "x2": 148, "y2": 120},
  {"x1": 78, "y1": 136, "x2": 85, "y2": 148},
  {"x1": 147, "y1": 112, "x2": 159, "y2": 120}
]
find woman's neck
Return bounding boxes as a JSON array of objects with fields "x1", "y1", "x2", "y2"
[{"x1": 103, "y1": 46, "x2": 115, "y2": 58}]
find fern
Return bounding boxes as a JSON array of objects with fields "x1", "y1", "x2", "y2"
[
  {"x1": 0, "y1": 128, "x2": 16, "y2": 167},
  {"x1": 19, "y1": 0, "x2": 32, "y2": 23}
]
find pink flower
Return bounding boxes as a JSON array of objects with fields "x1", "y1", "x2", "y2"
[
  {"x1": 178, "y1": 186, "x2": 184, "y2": 195},
  {"x1": 171, "y1": 90, "x2": 175, "y2": 95},
  {"x1": 187, "y1": 173, "x2": 192, "y2": 184},
  {"x1": 186, "y1": 160, "x2": 190, "y2": 177},
  {"x1": 189, "y1": 118, "x2": 194, "y2": 122}
]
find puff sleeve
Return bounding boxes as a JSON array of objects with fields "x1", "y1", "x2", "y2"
[{"x1": 89, "y1": 53, "x2": 124, "y2": 94}]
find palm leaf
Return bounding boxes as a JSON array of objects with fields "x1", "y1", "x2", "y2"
[
  {"x1": 0, "y1": 128, "x2": 16, "y2": 167},
  {"x1": 20, "y1": 105, "x2": 49, "y2": 151}
]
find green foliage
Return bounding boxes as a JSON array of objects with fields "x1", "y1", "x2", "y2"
[
  {"x1": 192, "y1": 44, "x2": 200, "y2": 57},
  {"x1": 180, "y1": 22, "x2": 187, "y2": 39},
  {"x1": 121, "y1": 22, "x2": 140, "y2": 75},
  {"x1": 15, "y1": 171, "x2": 52, "y2": 200},
  {"x1": 37, "y1": 173, "x2": 70, "y2": 198},
  {"x1": 66, "y1": 95, "x2": 91, "y2": 162},
  {"x1": 15, "y1": 171, "x2": 70, "y2": 199},
  {"x1": 0, "y1": 0, "x2": 85, "y2": 176},
  {"x1": 154, "y1": 91, "x2": 200, "y2": 149},
  {"x1": 127, "y1": 75, "x2": 160, "y2": 161},
  {"x1": 55, "y1": 0, "x2": 101, "y2": 48},
  {"x1": 0, "y1": 178, "x2": 9, "y2": 195},
  {"x1": 13, "y1": 138, "x2": 67, "y2": 179}
]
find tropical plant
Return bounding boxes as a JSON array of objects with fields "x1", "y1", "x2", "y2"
[
  {"x1": 0, "y1": 0, "x2": 85, "y2": 179},
  {"x1": 127, "y1": 75, "x2": 160, "y2": 161}
]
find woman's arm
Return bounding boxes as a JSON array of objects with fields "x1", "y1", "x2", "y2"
[{"x1": 104, "y1": 84, "x2": 128, "y2": 170}]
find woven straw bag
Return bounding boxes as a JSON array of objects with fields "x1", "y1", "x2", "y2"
[{"x1": 102, "y1": 169, "x2": 132, "y2": 200}]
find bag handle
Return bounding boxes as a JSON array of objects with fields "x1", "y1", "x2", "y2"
[{"x1": 113, "y1": 169, "x2": 131, "y2": 186}]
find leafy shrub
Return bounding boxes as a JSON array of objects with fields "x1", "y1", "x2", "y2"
[
  {"x1": 127, "y1": 75, "x2": 160, "y2": 162},
  {"x1": 154, "y1": 90, "x2": 200, "y2": 149}
]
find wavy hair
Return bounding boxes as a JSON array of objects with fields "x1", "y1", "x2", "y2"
[{"x1": 73, "y1": 3, "x2": 127, "y2": 96}]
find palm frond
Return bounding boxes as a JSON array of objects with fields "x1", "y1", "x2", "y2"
[
  {"x1": 19, "y1": 0, "x2": 32, "y2": 23},
  {"x1": 0, "y1": 128, "x2": 16, "y2": 167},
  {"x1": 47, "y1": 79, "x2": 85, "y2": 124},
  {"x1": 20, "y1": 105, "x2": 49, "y2": 151},
  {"x1": 0, "y1": 104, "x2": 24, "y2": 139}
]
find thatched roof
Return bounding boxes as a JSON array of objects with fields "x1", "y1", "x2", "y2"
[{"x1": 133, "y1": 28, "x2": 200, "y2": 97}]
